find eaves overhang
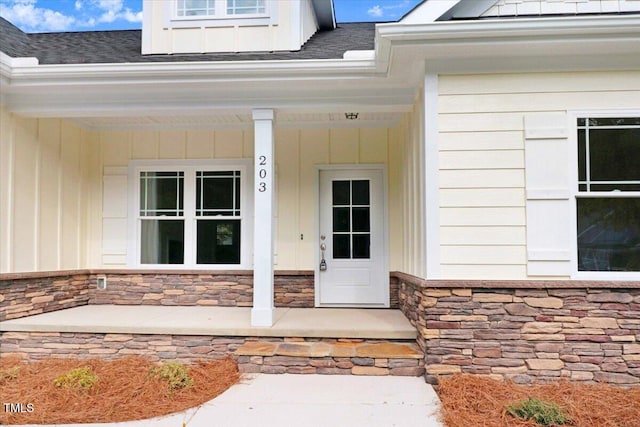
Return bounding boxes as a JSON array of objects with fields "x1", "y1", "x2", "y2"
[
  {"x1": 0, "y1": 53, "x2": 417, "y2": 117},
  {"x1": 376, "y1": 14, "x2": 640, "y2": 73}
]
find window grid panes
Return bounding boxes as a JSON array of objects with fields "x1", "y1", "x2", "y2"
[
  {"x1": 137, "y1": 168, "x2": 243, "y2": 266},
  {"x1": 196, "y1": 171, "x2": 241, "y2": 217},
  {"x1": 332, "y1": 180, "x2": 371, "y2": 260},
  {"x1": 577, "y1": 118, "x2": 640, "y2": 192},
  {"x1": 576, "y1": 117, "x2": 640, "y2": 272},
  {"x1": 177, "y1": 0, "x2": 215, "y2": 16},
  {"x1": 227, "y1": 0, "x2": 265, "y2": 15},
  {"x1": 195, "y1": 170, "x2": 242, "y2": 265},
  {"x1": 139, "y1": 172, "x2": 184, "y2": 217}
]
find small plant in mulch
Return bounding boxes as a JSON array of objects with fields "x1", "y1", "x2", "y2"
[
  {"x1": 507, "y1": 397, "x2": 570, "y2": 426},
  {"x1": 54, "y1": 366, "x2": 98, "y2": 392},
  {"x1": 0, "y1": 366, "x2": 21, "y2": 384},
  {"x1": 148, "y1": 361, "x2": 193, "y2": 392}
]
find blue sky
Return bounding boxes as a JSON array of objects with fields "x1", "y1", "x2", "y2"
[{"x1": 0, "y1": 0, "x2": 422, "y2": 33}]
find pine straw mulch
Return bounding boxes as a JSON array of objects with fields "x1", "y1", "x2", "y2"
[
  {"x1": 0, "y1": 355, "x2": 240, "y2": 425},
  {"x1": 438, "y1": 374, "x2": 640, "y2": 427}
]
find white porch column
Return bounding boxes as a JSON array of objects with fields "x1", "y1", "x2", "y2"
[{"x1": 251, "y1": 109, "x2": 275, "y2": 327}]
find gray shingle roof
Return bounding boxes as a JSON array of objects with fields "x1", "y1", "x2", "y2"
[{"x1": 0, "y1": 18, "x2": 375, "y2": 64}]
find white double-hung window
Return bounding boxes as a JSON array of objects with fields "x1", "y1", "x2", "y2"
[
  {"x1": 130, "y1": 161, "x2": 252, "y2": 268},
  {"x1": 176, "y1": 0, "x2": 266, "y2": 17},
  {"x1": 575, "y1": 116, "x2": 640, "y2": 273}
]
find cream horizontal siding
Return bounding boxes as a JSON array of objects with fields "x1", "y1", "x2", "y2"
[
  {"x1": 438, "y1": 70, "x2": 640, "y2": 280},
  {"x1": 0, "y1": 108, "x2": 95, "y2": 273}
]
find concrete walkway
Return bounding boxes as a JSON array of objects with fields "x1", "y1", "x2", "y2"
[{"x1": 14, "y1": 374, "x2": 444, "y2": 427}]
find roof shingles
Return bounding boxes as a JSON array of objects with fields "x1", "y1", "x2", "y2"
[{"x1": 0, "y1": 18, "x2": 375, "y2": 64}]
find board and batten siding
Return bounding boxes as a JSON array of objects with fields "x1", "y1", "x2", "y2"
[
  {"x1": 98, "y1": 126, "x2": 403, "y2": 271},
  {"x1": 437, "y1": 71, "x2": 640, "y2": 280},
  {"x1": 143, "y1": 0, "x2": 317, "y2": 55},
  {"x1": 0, "y1": 108, "x2": 98, "y2": 273}
]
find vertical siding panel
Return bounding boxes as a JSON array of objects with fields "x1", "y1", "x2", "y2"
[
  {"x1": 243, "y1": 130, "x2": 254, "y2": 158},
  {"x1": 275, "y1": 129, "x2": 300, "y2": 269},
  {"x1": 388, "y1": 126, "x2": 404, "y2": 271},
  {"x1": 329, "y1": 128, "x2": 358, "y2": 164},
  {"x1": 12, "y1": 117, "x2": 38, "y2": 272},
  {"x1": 186, "y1": 130, "x2": 214, "y2": 159},
  {"x1": 37, "y1": 119, "x2": 61, "y2": 271},
  {"x1": 214, "y1": 129, "x2": 244, "y2": 158},
  {"x1": 131, "y1": 130, "x2": 158, "y2": 159},
  {"x1": 101, "y1": 131, "x2": 130, "y2": 166},
  {"x1": 159, "y1": 130, "x2": 186, "y2": 159},
  {"x1": 60, "y1": 122, "x2": 82, "y2": 269},
  {"x1": 84, "y1": 131, "x2": 102, "y2": 268},
  {"x1": 359, "y1": 127, "x2": 388, "y2": 164},
  {"x1": 0, "y1": 108, "x2": 13, "y2": 272},
  {"x1": 298, "y1": 129, "x2": 329, "y2": 268}
]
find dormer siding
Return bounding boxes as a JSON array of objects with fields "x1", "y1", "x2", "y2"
[{"x1": 142, "y1": 0, "x2": 319, "y2": 55}]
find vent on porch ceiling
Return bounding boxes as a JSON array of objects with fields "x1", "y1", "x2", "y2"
[{"x1": 344, "y1": 112, "x2": 359, "y2": 120}]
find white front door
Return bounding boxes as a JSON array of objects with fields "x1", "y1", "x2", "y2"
[{"x1": 317, "y1": 168, "x2": 387, "y2": 306}]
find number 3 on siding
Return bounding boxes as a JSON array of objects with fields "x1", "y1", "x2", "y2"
[{"x1": 258, "y1": 182, "x2": 266, "y2": 192}]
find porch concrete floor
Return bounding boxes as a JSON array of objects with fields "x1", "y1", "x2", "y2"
[{"x1": 0, "y1": 306, "x2": 417, "y2": 339}]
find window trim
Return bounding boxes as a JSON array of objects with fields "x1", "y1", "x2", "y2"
[
  {"x1": 127, "y1": 159, "x2": 253, "y2": 270},
  {"x1": 569, "y1": 109, "x2": 640, "y2": 280},
  {"x1": 165, "y1": 0, "x2": 276, "y2": 29}
]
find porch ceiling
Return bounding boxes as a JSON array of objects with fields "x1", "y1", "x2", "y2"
[{"x1": 69, "y1": 111, "x2": 404, "y2": 131}]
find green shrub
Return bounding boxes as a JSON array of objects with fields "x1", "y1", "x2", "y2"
[
  {"x1": 54, "y1": 366, "x2": 98, "y2": 392},
  {"x1": 507, "y1": 397, "x2": 570, "y2": 426},
  {"x1": 149, "y1": 361, "x2": 193, "y2": 391},
  {"x1": 0, "y1": 366, "x2": 21, "y2": 384}
]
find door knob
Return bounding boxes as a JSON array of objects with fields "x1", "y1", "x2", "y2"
[{"x1": 320, "y1": 243, "x2": 326, "y2": 251}]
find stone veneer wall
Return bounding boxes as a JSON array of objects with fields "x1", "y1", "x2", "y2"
[
  {"x1": 397, "y1": 273, "x2": 640, "y2": 386},
  {"x1": 0, "y1": 333, "x2": 422, "y2": 376},
  {"x1": 0, "y1": 272, "x2": 89, "y2": 321},
  {"x1": 1, "y1": 270, "x2": 400, "y2": 312},
  {"x1": 86, "y1": 271, "x2": 315, "y2": 308}
]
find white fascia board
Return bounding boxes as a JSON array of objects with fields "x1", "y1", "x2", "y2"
[
  {"x1": 401, "y1": 0, "x2": 461, "y2": 24},
  {"x1": 2, "y1": 58, "x2": 380, "y2": 87},
  {"x1": 378, "y1": 14, "x2": 640, "y2": 43}
]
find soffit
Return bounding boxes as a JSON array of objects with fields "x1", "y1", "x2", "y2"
[{"x1": 69, "y1": 111, "x2": 404, "y2": 131}]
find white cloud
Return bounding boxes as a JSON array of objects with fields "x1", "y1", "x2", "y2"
[
  {"x1": 0, "y1": 0, "x2": 75, "y2": 31},
  {"x1": 0, "y1": 0, "x2": 142, "y2": 31},
  {"x1": 367, "y1": 5, "x2": 383, "y2": 17},
  {"x1": 367, "y1": 1, "x2": 412, "y2": 19}
]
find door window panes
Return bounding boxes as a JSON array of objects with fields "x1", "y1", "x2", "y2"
[{"x1": 332, "y1": 179, "x2": 371, "y2": 260}]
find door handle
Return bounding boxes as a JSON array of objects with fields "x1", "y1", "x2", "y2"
[{"x1": 319, "y1": 242, "x2": 327, "y2": 271}]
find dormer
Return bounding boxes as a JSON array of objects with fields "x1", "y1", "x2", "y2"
[{"x1": 141, "y1": 0, "x2": 335, "y2": 55}]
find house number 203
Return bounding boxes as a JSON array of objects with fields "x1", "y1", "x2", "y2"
[{"x1": 258, "y1": 155, "x2": 268, "y2": 192}]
